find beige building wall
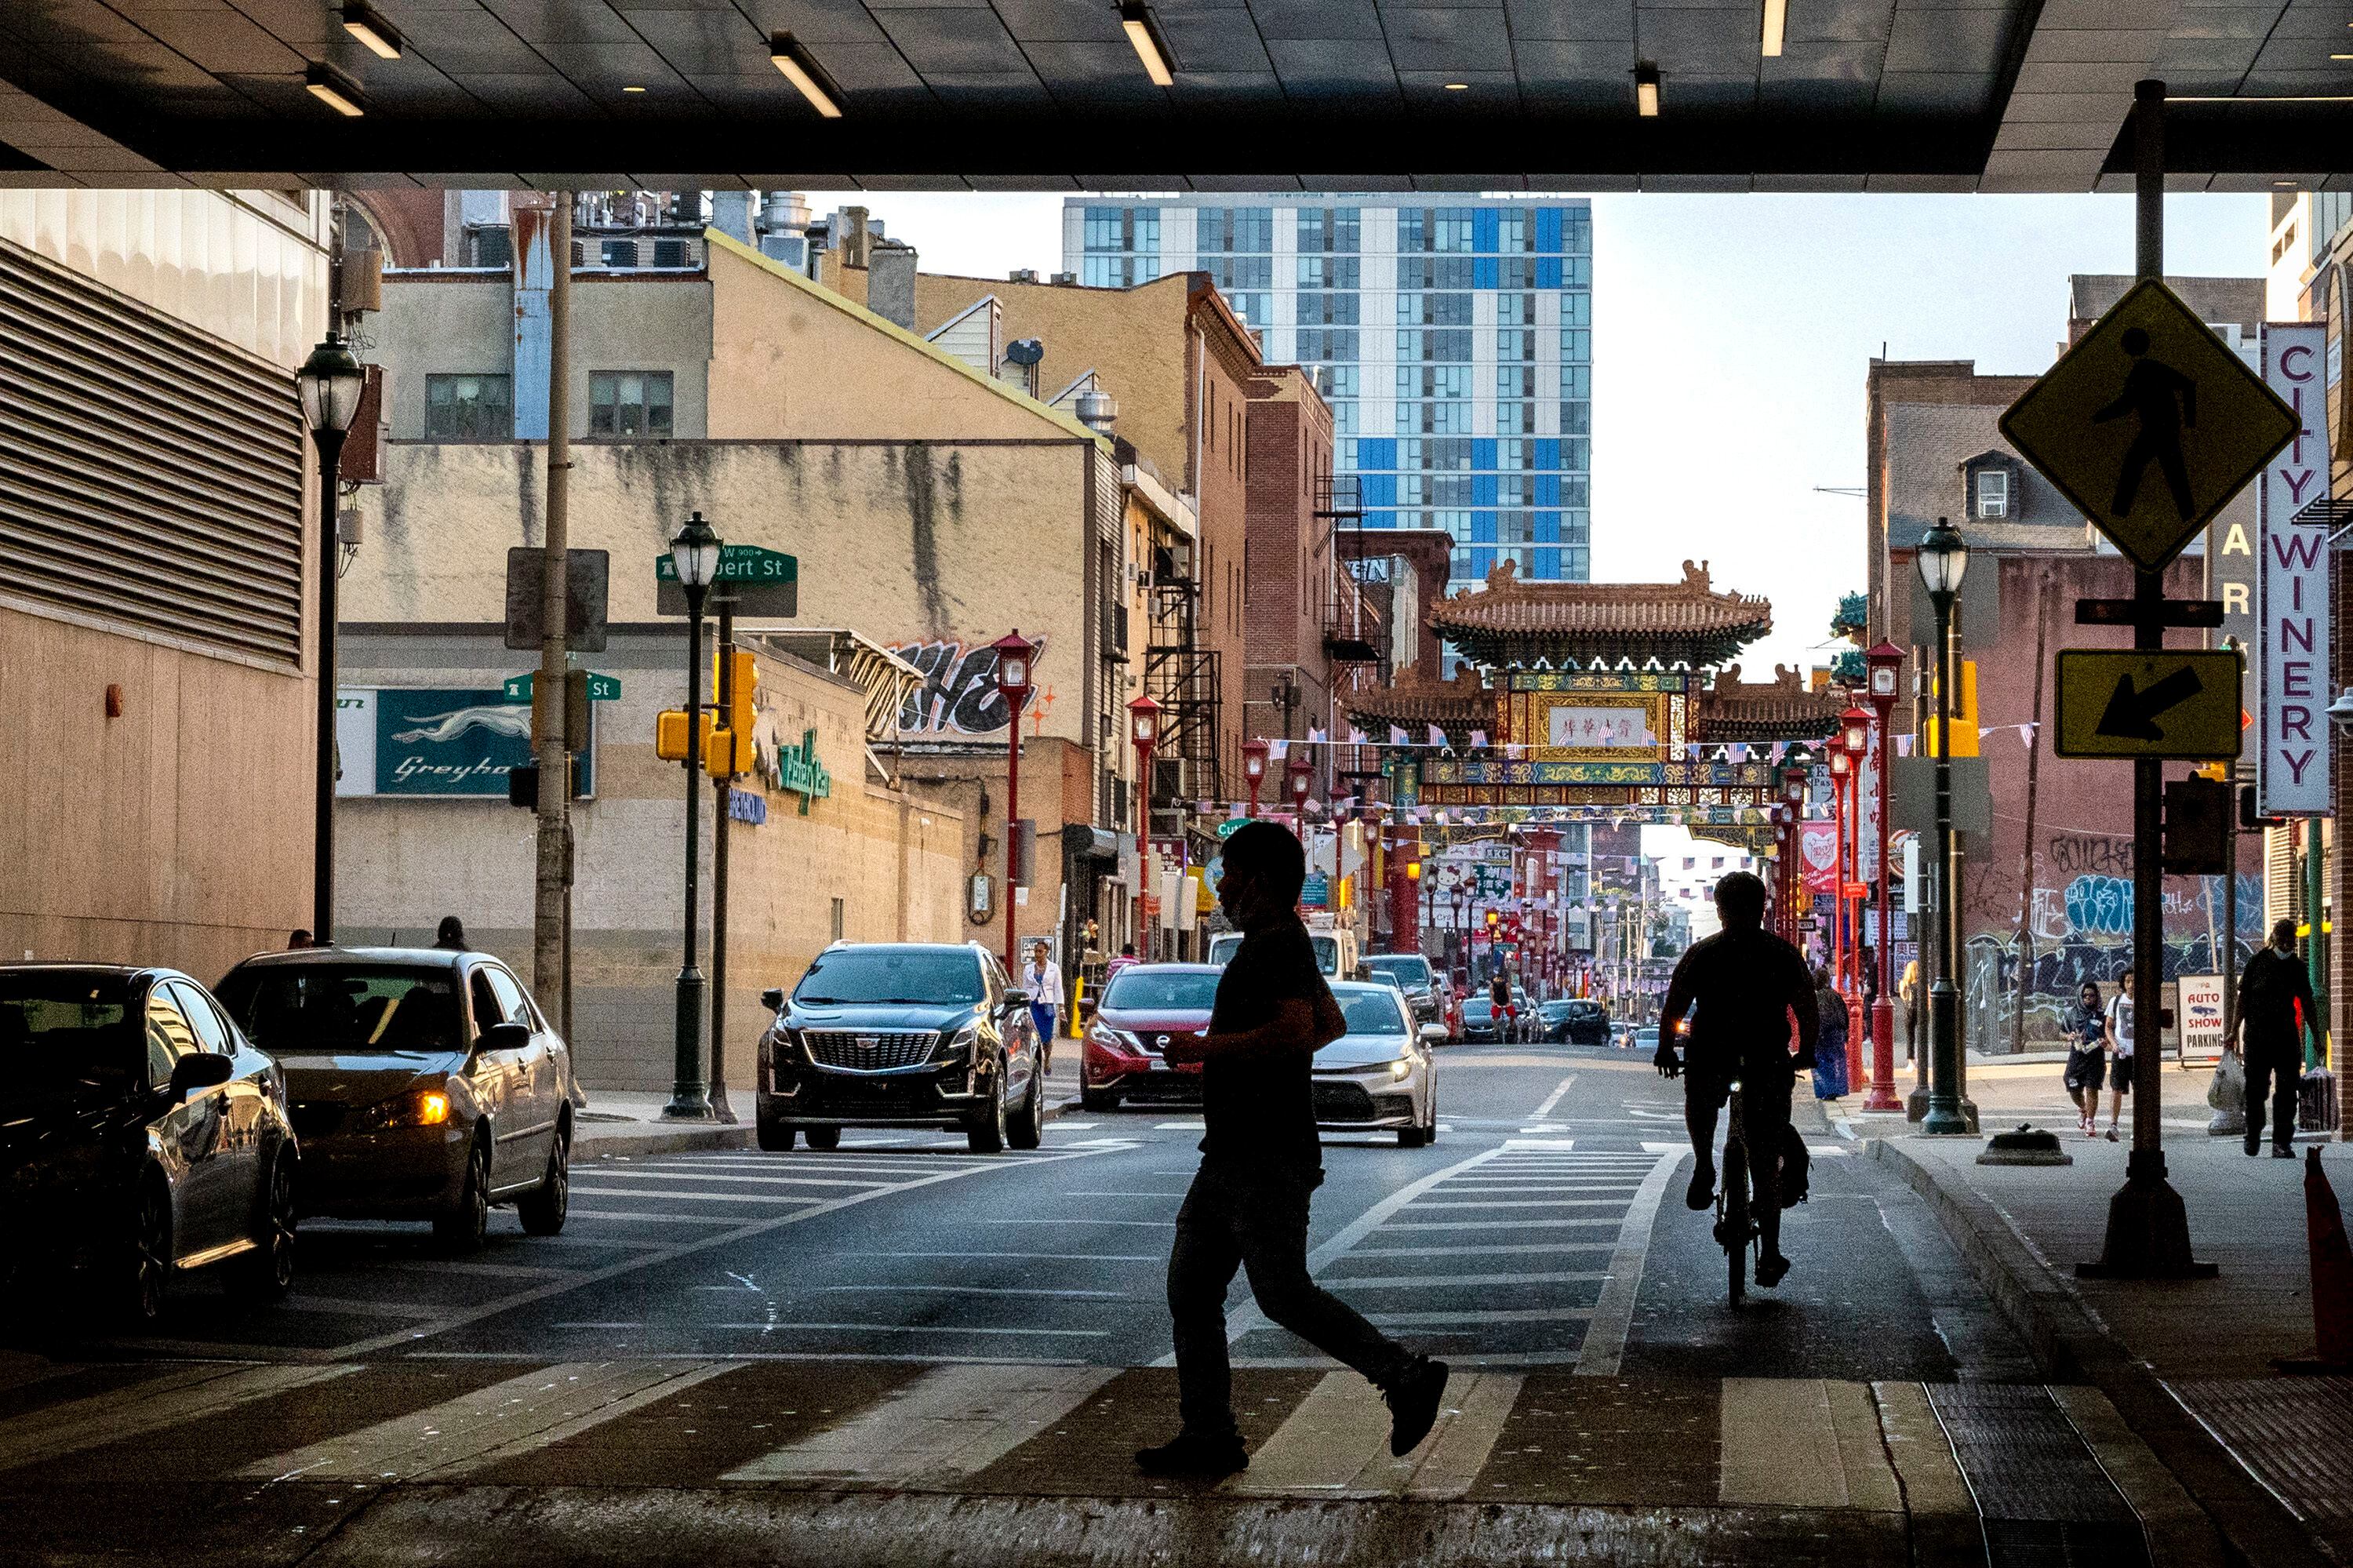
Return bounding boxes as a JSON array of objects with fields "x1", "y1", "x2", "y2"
[
  {"x1": 335, "y1": 628, "x2": 966, "y2": 1096},
  {"x1": 0, "y1": 187, "x2": 329, "y2": 980}
]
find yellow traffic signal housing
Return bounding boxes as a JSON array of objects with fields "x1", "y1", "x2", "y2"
[
  {"x1": 727, "y1": 650, "x2": 757, "y2": 738},
  {"x1": 703, "y1": 726, "x2": 756, "y2": 779},
  {"x1": 656, "y1": 708, "x2": 715, "y2": 762}
]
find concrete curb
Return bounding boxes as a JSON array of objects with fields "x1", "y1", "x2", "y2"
[
  {"x1": 576, "y1": 1090, "x2": 1086, "y2": 1162},
  {"x1": 1866, "y1": 1137, "x2": 2330, "y2": 1568},
  {"x1": 269, "y1": 1484, "x2": 1915, "y2": 1568}
]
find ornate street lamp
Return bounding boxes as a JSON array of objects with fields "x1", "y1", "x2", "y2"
[
  {"x1": 1864, "y1": 642, "x2": 1905, "y2": 1112},
  {"x1": 664, "y1": 511, "x2": 722, "y2": 1120},
  {"x1": 1916, "y1": 518, "x2": 1970, "y2": 1134},
  {"x1": 1126, "y1": 692, "x2": 1163, "y2": 832},
  {"x1": 296, "y1": 332, "x2": 365, "y2": 945},
  {"x1": 1242, "y1": 737, "x2": 1270, "y2": 819},
  {"x1": 1838, "y1": 708, "x2": 1874, "y2": 1096},
  {"x1": 993, "y1": 629, "x2": 1037, "y2": 976},
  {"x1": 1286, "y1": 749, "x2": 1314, "y2": 817}
]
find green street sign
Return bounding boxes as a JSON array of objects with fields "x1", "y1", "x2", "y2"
[
  {"x1": 1216, "y1": 817, "x2": 1258, "y2": 839},
  {"x1": 655, "y1": 544, "x2": 798, "y2": 584},
  {"x1": 501, "y1": 671, "x2": 621, "y2": 703}
]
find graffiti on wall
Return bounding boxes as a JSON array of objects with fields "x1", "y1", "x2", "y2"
[{"x1": 892, "y1": 636, "x2": 1048, "y2": 737}]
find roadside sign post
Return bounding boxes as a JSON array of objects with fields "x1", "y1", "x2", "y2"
[{"x1": 1999, "y1": 83, "x2": 2289, "y2": 1281}]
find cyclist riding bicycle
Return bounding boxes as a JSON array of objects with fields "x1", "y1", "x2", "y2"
[{"x1": 1653, "y1": 871, "x2": 1818, "y2": 1290}]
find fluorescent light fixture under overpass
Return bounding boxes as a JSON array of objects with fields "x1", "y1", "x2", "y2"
[
  {"x1": 769, "y1": 33, "x2": 843, "y2": 118},
  {"x1": 340, "y1": 2, "x2": 402, "y2": 60},
  {"x1": 305, "y1": 62, "x2": 365, "y2": 117},
  {"x1": 1762, "y1": 0, "x2": 1786, "y2": 56},
  {"x1": 1121, "y1": 2, "x2": 1176, "y2": 87},
  {"x1": 1635, "y1": 62, "x2": 1660, "y2": 117}
]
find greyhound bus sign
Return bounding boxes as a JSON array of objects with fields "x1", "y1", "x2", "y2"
[{"x1": 335, "y1": 686, "x2": 595, "y2": 798}]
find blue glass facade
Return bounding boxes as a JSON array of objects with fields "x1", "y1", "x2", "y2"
[{"x1": 1065, "y1": 197, "x2": 1593, "y2": 588}]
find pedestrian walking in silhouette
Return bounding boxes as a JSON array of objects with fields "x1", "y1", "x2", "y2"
[
  {"x1": 1138, "y1": 820, "x2": 1448, "y2": 1479},
  {"x1": 2093, "y1": 326, "x2": 2196, "y2": 519},
  {"x1": 432, "y1": 915, "x2": 469, "y2": 951},
  {"x1": 2236, "y1": 919, "x2": 2315, "y2": 1159}
]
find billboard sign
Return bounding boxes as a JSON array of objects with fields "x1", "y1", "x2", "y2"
[
  {"x1": 336, "y1": 687, "x2": 594, "y2": 799},
  {"x1": 2258, "y1": 322, "x2": 2332, "y2": 817}
]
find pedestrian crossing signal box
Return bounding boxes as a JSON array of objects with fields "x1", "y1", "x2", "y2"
[
  {"x1": 2161, "y1": 777, "x2": 2231, "y2": 876},
  {"x1": 656, "y1": 708, "x2": 714, "y2": 762}
]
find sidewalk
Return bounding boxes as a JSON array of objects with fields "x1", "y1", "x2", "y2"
[
  {"x1": 573, "y1": 1054, "x2": 1086, "y2": 1159},
  {"x1": 1845, "y1": 1060, "x2": 2348, "y2": 1568}
]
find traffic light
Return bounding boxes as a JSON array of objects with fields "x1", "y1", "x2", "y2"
[
  {"x1": 2162, "y1": 778, "x2": 2229, "y2": 875},
  {"x1": 656, "y1": 708, "x2": 715, "y2": 762},
  {"x1": 727, "y1": 649, "x2": 756, "y2": 739}
]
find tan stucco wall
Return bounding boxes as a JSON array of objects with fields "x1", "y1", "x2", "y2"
[
  {"x1": 335, "y1": 631, "x2": 967, "y2": 1096},
  {"x1": 0, "y1": 606, "x2": 312, "y2": 981},
  {"x1": 343, "y1": 440, "x2": 1096, "y2": 748}
]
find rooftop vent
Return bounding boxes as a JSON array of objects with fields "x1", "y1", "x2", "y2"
[
  {"x1": 1075, "y1": 388, "x2": 1118, "y2": 432},
  {"x1": 1009, "y1": 268, "x2": 1038, "y2": 283}
]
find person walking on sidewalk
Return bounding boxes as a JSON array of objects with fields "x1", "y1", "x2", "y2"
[
  {"x1": 2236, "y1": 918, "x2": 2315, "y2": 1159},
  {"x1": 2101, "y1": 970, "x2": 2136, "y2": 1141},
  {"x1": 1140, "y1": 820, "x2": 1449, "y2": 1479},
  {"x1": 2062, "y1": 980, "x2": 2107, "y2": 1137},
  {"x1": 1023, "y1": 939, "x2": 1064, "y2": 1047}
]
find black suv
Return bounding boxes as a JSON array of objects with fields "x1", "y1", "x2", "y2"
[{"x1": 757, "y1": 942, "x2": 1046, "y2": 1154}]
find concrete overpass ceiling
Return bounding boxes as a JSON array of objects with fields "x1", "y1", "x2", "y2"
[{"x1": 0, "y1": 0, "x2": 2346, "y2": 191}]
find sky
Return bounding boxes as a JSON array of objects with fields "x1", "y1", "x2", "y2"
[{"x1": 802, "y1": 189, "x2": 2271, "y2": 673}]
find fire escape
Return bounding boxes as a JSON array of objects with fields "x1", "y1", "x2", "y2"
[
  {"x1": 1144, "y1": 537, "x2": 1222, "y2": 819},
  {"x1": 1318, "y1": 474, "x2": 1386, "y2": 793}
]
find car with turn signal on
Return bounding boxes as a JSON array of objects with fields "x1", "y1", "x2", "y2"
[{"x1": 214, "y1": 948, "x2": 576, "y2": 1253}]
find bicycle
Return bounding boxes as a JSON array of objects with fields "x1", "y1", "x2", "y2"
[{"x1": 1711, "y1": 1078, "x2": 1755, "y2": 1309}]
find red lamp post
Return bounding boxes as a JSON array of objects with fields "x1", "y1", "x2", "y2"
[
  {"x1": 1783, "y1": 765, "x2": 1809, "y2": 946},
  {"x1": 991, "y1": 629, "x2": 1035, "y2": 976},
  {"x1": 1127, "y1": 693, "x2": 1163, "y2": 830},
  {"x1": 1241, "y1": 737, "x2": 1270, "y2": 820},
  {"x1": 1839, "y1": 704, "x2": 1874, "y2": 1094},
  {"x1": 1828, "y1": 744, "x2": 1857, "y2": 1090},
  {"x1": 1286, "y1": 751, "x2": 1314, "y2": 821},
  {"x1": 1863, "y1": 646, "x2": 1904, "y2": 1111}
]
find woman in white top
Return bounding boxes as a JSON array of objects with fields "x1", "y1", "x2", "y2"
[
  {"x1": 2101, "y1": 970, "x2": 2135, "y2": 1142},
  {"x1": 1024, "y1": 940, "x2": 1064, "y2": 1046}
]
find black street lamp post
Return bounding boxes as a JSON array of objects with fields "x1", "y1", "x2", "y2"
[
  {"x1": 1916, "y1": 517, "x2": 1970, "y2": 1135},
  {"x1": 665, "y1": 511, "x2": 722, "y2": 1120},
  {"x1": 295, "y1": 332, "x2": 365, "y2": 944}
]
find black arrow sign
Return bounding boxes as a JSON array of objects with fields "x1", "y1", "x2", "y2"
[{"x1": 2096, "y1": 666, "x2": 2205, "y2": 740}]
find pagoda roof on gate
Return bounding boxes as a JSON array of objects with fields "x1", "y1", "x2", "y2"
[
  {"x1": 1341, "y1": 663, "x2": 1486, "y2": 744},
  {"x1": 1430, "y1": 558, "x2": 1773, "y2": 669},
  {"x1": 1698, "y1": 664, "x2": 1849, "y2": 742}
]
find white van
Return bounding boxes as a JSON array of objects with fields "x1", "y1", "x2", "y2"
[{"x1": 1207, "y1": 924, "x2": 1362, "y2": 979}]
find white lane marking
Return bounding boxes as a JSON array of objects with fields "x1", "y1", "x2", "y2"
[
  {"x1": 1323, "y1": 1271, "x2": 1609, "y2": 1290},
  {"x1": 1573, "y1": 1151, "x2": 1678, "y2": 1378},
  {"x1": 264, "y1": 1295, "x2": 439, "y2": 1320},
  {"x1": 722, "y1": 1363, "x2": 1120, "y2": 1485},
  {"x1": 847, "y1": 1251, "x2": 1158, "y2": 1263},
  {"x1": 1437, "y1": 1183, "x2": 1643, "y2": 1193},
  {"x1": 1231, "y1": 1352, "x2": 1586, "y2": 1370},
  {"x1": 1227, "y1": 1370, "x2": 1534, "y2": 1497},
  {"x1": 709, "y1": 1322, "x2": 1107, "y2": 1337},
  {"x1": 1058, "y1": 1191, "x2": 1190, "y2": 1199},
  {"x1": 1808, "y1": 1144, "x2": 1851, "y2": 1157},
  {"x1": 1153, "y1": 1121, "x2": 1206, "y2": 1130},
  {"x1": 1532, "y1": 1075, "x2": 1578, "y2": 1119},
  {"x1": 1365, "y1": 1308, "x2": 1595, "y2": 1326},
  {"x1": 393, "y1": 1259, "x2": 576, "y2": 1281},
  {"x1": 1500, "y1": 1138, "x2": 1578, "y2": 1150},
  {"x1": 1380, "y1": 1217, "x2": 1618, "y2": 1232},
  {"x1": 587, "y1": 1170, "x2": 929, "y2": 1190},
  {"x1": 245, "y1": 1360, "x2": 733, "y2": 1482},
  {"x1": 814, "y1": 1284, "x2": 1132, "y2": 1299},
  {"x1": 1406, "y1": 1199, "x2": 1630, "y2": 1210},
  {"x1": 1347, "y1": 1242, "x2": 1614, "y2": 1257},
  {"x1": 566, "y1": 1186, "x2": 824, "y2": 1206},
  {"x1": 320, "y1": 1146, "x2": 1114, "y2": 1359},
  {"x1": 566, "y1": 1210, "x2": 742, "y2": 1225},
  {"x1": 0, "y1": 1363, "x2": 358, "y2": 1472},
  {"x1": 986, "y1": 1217, "x2": 1174, "y2": 1228}
]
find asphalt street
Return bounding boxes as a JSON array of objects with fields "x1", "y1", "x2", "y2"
[{"x1": 0, "y1": 1044, "x2": 2171, "y2": 1567}]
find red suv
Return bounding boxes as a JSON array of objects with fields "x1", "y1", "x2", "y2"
[{"x1": 1080, "y1": 963, "x2": 1219, "y2": 1111}]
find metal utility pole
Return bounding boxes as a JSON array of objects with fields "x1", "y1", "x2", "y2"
[
  {"x1": 533, "y1": 195, "x2": 573, "y2": 1019},
  {"x1": 709, "y1": 612, "x2": 738, "y2": 1123},
  {"x1": 2012, "y1": 569, "x2": 2053, "y2": 1054},
  {"x1": 2082, "y1": 78, "x2": 2213, "y2": 1279}
]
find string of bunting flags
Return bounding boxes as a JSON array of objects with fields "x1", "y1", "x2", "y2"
[{"x1": 1261, "y1": 723, "x2": 2044, "y2": 762}]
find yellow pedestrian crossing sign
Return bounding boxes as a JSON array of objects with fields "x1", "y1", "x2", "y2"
[
  {"x1": 1999, "y1": 279, "x2": 2297, "y2": 573},
  {"x1": 2053, "y1": 649, "x2": 2242, "y2": 761}
]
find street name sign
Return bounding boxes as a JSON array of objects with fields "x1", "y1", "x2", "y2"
[
  {"x1": 501, "y1": 671, "x2": 621, "y2": 703},
  {"x1": 2053, "y1": 649, "x2": 2242, "y2": 761},
  {"x1": 1999, "y1": 280, "x2": 2298, "y2": 573},
  {"x1": 654, "y1": 544, "x2": 799, "y2": 618}
]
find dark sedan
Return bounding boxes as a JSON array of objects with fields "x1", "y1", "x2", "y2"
[
  {"x1": 1081, "y1": 963, "x2": 1217, "y2": 1111},
  {"x1": 216, "y1": 948, "x2": 575, "y2": 1253},
  {"x1": 0, "y1": 965, "x2": 297, "y2": 1321},
  {"x1": 758, "y1": 941, "x2": 1043, "y2": 1153},
  {"x1": 1541, "y1": 999, "x2": 1612, "y2": 1046}
]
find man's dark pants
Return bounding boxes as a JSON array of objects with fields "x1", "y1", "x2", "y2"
[
  {"x1": 2245, "y1": 1042, "x2": 2302, "y2": 1155},
  {"x1": 1686, "y1": 1061, "x2": 1796, "y2": 1257},
  {"x1": 1169, "y1": 1161, "x2": 1413, "y2": 1439}
]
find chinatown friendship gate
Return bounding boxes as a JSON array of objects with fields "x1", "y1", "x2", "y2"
[{"x1": 1344, "y1": 559, "x2": 1850, "y2": 958}]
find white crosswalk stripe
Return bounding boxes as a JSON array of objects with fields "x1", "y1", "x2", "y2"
[
  {"x1": 722, "y1": 1364, "x2": 1120, "y2": 1483},
  {"x1": 0, "y1": 1363, "x2": 359, "y2": 1472}
]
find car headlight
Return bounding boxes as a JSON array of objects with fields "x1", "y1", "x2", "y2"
[
  {"x1": 934, "y1": 1023, "x2": 979, "y2": 1063},
  {"x1": 1089, "y1": 1024, "x2": 1144, "y2": 1053},
  {"x1": 362, "y1": 1082, "x2": 455, "y2": 1132}
]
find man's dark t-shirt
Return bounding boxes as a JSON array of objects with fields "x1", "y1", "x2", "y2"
[
  {"x1": 1201, "y1": 917, "x2": 1328, "y2": 1172},
  {"x1": 2240, "y1": 947, "x2": 2315, "y2": 1061}
]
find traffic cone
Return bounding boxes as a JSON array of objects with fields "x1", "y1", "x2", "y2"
[{"x1": 2277, "y1": 1149, "x2": 2353, "y2": 1373}]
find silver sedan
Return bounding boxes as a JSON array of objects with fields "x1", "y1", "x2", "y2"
[{"x1": 1312, "y1": 981, "x2": 1442, "y2": 1148}]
